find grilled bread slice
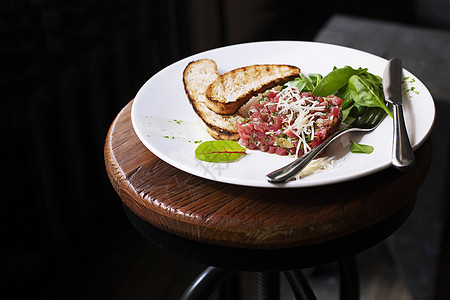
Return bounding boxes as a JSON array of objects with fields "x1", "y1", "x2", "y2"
[
  {"x1": 205, "y1": 64, "x2": 300, "y2": 115},
  {"x1": 183, "y1": 59, "x2": 243, "y2": 140}
]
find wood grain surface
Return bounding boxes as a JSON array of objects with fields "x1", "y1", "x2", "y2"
[{"x1": 104, "y1": 100, "x2": 432, "y2": 249}]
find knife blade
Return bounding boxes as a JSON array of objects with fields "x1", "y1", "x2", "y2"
[{"x1": 383, "y1": 58, "x2": 415, "y2": 170}]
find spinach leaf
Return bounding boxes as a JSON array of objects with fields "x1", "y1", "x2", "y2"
[
  {"x1": 195, "y1": 140, "x2": 246, "y2": 162},
  {"x1": 336, "y1": 86, "x2": 354, "y2": 109},
  {"x1": 308, "y1": 73, "x2": 323, "y2": 87},
  {"x1": 284, "y1": 77, "x2": 310, "y2": 92},
  {"x1": 347, "y1": 75, "x2": 393, "y2": 118},
  {"x1": 350, "y1": 141, "x2": 374, "y2": 154},
  {"x1": 341, "y1": 104, "x2": 354, "y2": 122},
  {"x1": 350, "y1": 103, "x2": 367, "y2": 117},
  {"x1": 284, "y1": 73, "x2": 321, "y2": 92},
  {"x1": 312, "y1": 66, "x2": 367, "y2": 96},
  {"x1": 336, "y1": 84, "x2": 365, "y2": 122}
]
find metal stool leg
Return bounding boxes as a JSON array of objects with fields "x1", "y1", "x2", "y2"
[
  {"x1": 181, "y1": 266, "x2": 235, "y2": 300},
  {"x1": 258, "y1": 272, "x2": 280, "y2": 300},
  {"x1": 284, "y1": 270, "x2": 317, "y2": 300},
  {"x1": 219, "y1": 271, "x2": 241, "y2": 300},
  {"x1": 339, "y1": 256, "x2": 360, "y2": 300},
  {"x1": 182, "y1": 257, "x2": 358, "y2": 300}
]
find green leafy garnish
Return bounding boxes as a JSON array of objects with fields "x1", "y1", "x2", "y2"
[
  {"x1": 195, "y1": 140, "x2": 246, "y2": 162},
  {"x1": 312, "y1": 66, "x2": 367, "y2": 97},
  {"x1": 346, "y1": 74, "x2": 393, "y2": 118},
  {"x1": 284, "y1": 65, "x2": 393, "y2": 123},
  {"x1": 350, "y1": 141, "x2": 374, "y2": 154},
  {"x1": 283, "y1": 73, "x2": 322, "y2": 92}
]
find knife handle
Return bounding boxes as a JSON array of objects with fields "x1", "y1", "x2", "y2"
[{"x1": 392, "y1": 103, "x2": 415, "y2": 170}]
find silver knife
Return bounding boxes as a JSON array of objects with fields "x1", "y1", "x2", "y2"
[{"x1": 383, "y1": 58, "x2": 415, "y2": 171}]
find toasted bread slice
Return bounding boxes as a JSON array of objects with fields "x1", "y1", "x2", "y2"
[
  {"x1": 205, "y1": 64, "x2": 300, "y2": 114},
  {"x1": 183, "y1": 59, "x2": 243, "y2": 140}
]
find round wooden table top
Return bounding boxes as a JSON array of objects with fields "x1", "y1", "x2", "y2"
[{"x1": 105, "y1": 100, "x2": 432, "y2": 250}]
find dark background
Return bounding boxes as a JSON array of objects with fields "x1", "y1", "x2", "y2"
[{"x1": 2, "y1": 0, "x2": 449, "y2": 299}]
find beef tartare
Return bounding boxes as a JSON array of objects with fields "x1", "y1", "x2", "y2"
[{"x1": 236, "y1": 86, "x2": 343, "y2": 157}]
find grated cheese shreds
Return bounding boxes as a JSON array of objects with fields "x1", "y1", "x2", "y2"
[{"x1": 275, "y1": 87, "x2": 328, "y2": 156}]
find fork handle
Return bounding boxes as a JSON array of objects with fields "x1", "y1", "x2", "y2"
[
  {"x1": 392, "y1": 103, "x2": 415, "y2": 170},
  {"x1": 266, "y1": 129, "x2": 349, "y2": 183}
]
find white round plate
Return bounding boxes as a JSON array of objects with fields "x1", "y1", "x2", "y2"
[{"x1": 131, "y1": 41, "x2": 435, "y2": 188}]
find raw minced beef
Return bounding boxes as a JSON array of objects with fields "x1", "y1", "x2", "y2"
[{"x1": 236, "y1": 86, "x2": 343, "y2": 157}]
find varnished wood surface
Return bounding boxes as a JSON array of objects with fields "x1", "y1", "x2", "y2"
[{"x1": 104, "y1": 100, "x2": 432, "y2": 249}]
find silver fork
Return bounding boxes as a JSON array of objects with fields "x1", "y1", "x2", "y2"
[{"x1": 266, "y1": 107, "x2": 387, "y2": 183}]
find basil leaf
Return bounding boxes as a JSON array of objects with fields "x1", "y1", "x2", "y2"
[
  {"x1": 312, "y1": 66, "x2": 367, "y2": 96},
  {"x1": 195, "y1": 140, "x2": 246, "y2": 162},
  {"x1": 350, "y1": 141, "x2": 374, "y2": 154},
  {"x1": 347, "y1": 75, "x2": 393, "y2": 118}
]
